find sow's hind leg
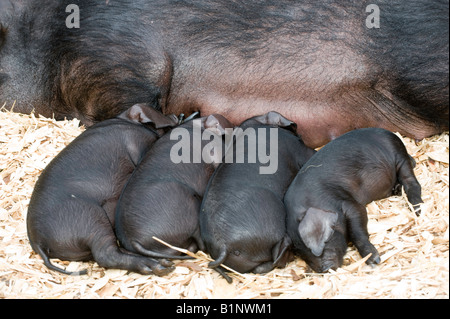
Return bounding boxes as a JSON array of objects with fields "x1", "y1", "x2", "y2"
[{"x1": 82, "y1": 203, "x2": 175, "y2": 276}]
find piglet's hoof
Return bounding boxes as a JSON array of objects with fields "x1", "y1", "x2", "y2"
[
  {"x1": 368, "y1": 254, "x2": 381, "y2": 265},
  {"x1": 159, "y1": 259, "x2": 175, "y2": 268},
  {"x1": 413, "y1": 204, "x2": 422, "y2": 217},
  {"x1": 364, "y1": 248, "x2": 381, "y2": 266},
  {"x1": 132, "y1": 257, "x2": 174, "y2": 276},
  {"x1": 152, "y1": 262, "x2": 175, "y2": 277}
]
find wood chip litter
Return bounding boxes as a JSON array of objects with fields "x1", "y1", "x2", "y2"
[{"x1": 0, "y1": 108, "x2": 448, "y2": 299}]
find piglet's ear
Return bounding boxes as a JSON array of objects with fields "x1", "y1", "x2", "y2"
[
  {"x1": 203, "y1": 114, "x2": 234, "y2": 136},
  {"x1": 118, "y1": 104, "x2": 178, "y2": 129},
  {"x1": 253, "y1": 111, "x2": 297, "y2": 132},
  {"x1": 298, "y1": 208, "x2": 338, "y2": 257}
]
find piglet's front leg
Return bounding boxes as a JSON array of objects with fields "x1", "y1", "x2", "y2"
[{"x1": 342, "y1": 201, "x2": 381, "y2": 266}]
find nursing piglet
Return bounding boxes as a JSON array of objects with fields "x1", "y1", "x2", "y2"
[
  {"x1": 27, "y1": 104, "x2": 178, "y2": 276},
  {"x1": 284, "y1": 128, "x2": 423, "y2": 273},
  {"x1": 115, "y1": 114, "x2": 233, "y2": 258},
  {"x1": 200, "y1": 112, "x2": 316, "y2": 282}
]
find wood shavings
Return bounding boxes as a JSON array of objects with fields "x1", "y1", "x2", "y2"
[{"x1": 0, "y1": 109, "x2": 448, "y2": 299}]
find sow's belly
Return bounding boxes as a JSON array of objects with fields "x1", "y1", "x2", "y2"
[
  {"x1": 164, "y1": 46, "x2": 440, "y2": 148},
  {"x1": 165, "y1": 82, "x2": 438, "y2": 149}
]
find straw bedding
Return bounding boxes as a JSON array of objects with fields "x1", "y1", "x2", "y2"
[{"x1": 0, "y1": 107, "x2": 448, "y2": 299}]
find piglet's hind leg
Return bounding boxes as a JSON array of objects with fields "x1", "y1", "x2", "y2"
[
  {"x1": 91, "y1": 236, "x2": 175, "y2": 276},
  {"x1": 252, "y1": 261, "x2": 276, "y2": 274},
  {"x1": 87, "y1": 205, "x2": 174, "y2": 276},
  {"x1": 397, "y1": 159, "x2": 424, "y2": 216},
  {"x1": 342, "y1": 201, "x2": 381, "y2": 266}
]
